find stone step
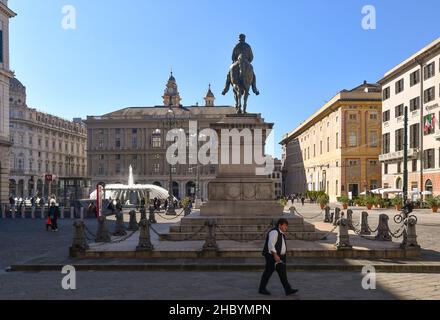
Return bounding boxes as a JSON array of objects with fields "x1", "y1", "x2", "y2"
[
  {"x1": 160, "y1": 231, "x2": 327, "y2": 242},
  {"x1": 180, "y1": 216, "x2": 305, "y2": 226},
  {"x1": 169, "y1": 224, "x2": 316, "y2": 233}
]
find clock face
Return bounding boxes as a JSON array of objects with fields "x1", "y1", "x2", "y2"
[{"x1": 168, "y1": 87, "x2": 174, "y2": 94}]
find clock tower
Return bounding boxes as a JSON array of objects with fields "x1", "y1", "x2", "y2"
[{"x1": 162, "y1": 72, "x2": 182, "y2": 107}]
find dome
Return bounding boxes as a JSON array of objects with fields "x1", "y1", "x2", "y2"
[{"x1": 10, "y1": 77, "x2": 26, "y2": 94}]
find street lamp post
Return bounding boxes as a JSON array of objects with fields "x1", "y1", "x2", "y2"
[{"x1": 165, "y1": 107, "x2": 177, "y2": 215}]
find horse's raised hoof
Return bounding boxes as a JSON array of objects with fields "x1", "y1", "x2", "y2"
[{"x1": 222, "y1": 89, "x2": 228, "y2": 96}]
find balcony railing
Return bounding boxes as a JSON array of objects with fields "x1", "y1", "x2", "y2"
[{"x1": 379, "y1": 148, "x2": 419, "y2": 162}]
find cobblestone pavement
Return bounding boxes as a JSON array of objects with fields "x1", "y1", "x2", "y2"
[
  {"x1": 1, "y1": 270, "x2": 439, "y2": 300},
  {"x1": 1, "y1": 206, "x2": 440, "y2": 299}
]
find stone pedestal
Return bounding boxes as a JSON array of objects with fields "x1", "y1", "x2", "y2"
[
  {"x1": 200, "y1": 114, "x2": 282, "y2": 217},
  {"x1": 164, "y1": 114, "x2": 325, "y2": 241}
]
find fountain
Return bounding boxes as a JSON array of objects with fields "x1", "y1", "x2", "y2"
[{"x1": 85, "y1": 165, "x2": 175, "y2": 210}]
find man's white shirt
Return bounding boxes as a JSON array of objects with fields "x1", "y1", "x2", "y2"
[{"x1": 268, "y1": 229, "x2": 286, "y2": 255}]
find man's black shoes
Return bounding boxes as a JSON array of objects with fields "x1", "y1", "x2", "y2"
[
  {"x1": 286, "y1": 289, "x2": 298, "y2": 296},
  {"x1": 259, "y1": 289, "x2": 271, "y2": 296}
]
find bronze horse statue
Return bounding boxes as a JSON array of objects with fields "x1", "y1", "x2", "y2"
[{"x1": 227, "y1": 54, "x2": 256, "y2": 114}]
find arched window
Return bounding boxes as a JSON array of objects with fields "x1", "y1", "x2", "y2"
[
  {"x1": 425, "y1": 179, "x2": 433, "y2": 193},
  {"x1": 396, "y1": 177, "x2": 402, "y2": 190}
]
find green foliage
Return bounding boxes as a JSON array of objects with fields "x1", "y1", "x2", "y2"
[
  {"x1": 337, "y1": 195, "x2": 349, "y2": 204},
  {"x1": 181, "y1": 197, "x2": 192, "y2": 208},
  {"x1": 391, "y1": 196, "x2": 403, "y2": 206},
  {"x1": 317, "y1": 194, "x2": 330, "y2": 206},
  {"x1": 426, "y1": 196, "x2": 440, "y2": 209},
  {"x1": 354, "y1": 197, "x2": 365, "y2": 206},
  {"x1": 279, "y1": 197, "x2": 288, "y2": 207}
]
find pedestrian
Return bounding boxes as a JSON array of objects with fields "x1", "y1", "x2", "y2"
[
  {"x1": 115, "y1": 198, "x2": 123, "y2": 212},
  {"x1": 301, "y1": 196, "x2": 305, "y2": 206},
  {"x1": 48, "y1": 200, "x2": 60, "y2": 232},
  {"x1": 259, "y1": 218, "x2": 298, "y2": 296}
]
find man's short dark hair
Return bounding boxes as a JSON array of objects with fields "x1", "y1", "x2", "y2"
[{"x1": 277, "y1": 218, "x2": 289, "y2": 227}]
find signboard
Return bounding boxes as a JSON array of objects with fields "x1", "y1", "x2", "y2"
[{"x1": 348, "y1": 192, "x2": 353, "y2": 200}]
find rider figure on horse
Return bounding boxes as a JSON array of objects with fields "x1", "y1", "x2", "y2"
[{"x1": 222, "y1": 34, "x2": 259, "y2": 96}]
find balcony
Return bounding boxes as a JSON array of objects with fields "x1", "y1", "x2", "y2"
[
  {"x1": 433, "y1": 128, "x2": 440, "y2": 140},
  {"x1": 379, "y1": 148, "x2": 419, "y2": 162}
]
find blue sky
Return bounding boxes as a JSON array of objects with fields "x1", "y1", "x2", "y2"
[{"x1": 9, "y1": 0, "x2": 440, "y2": 157}]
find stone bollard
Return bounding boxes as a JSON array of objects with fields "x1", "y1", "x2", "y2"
[
  {"x1": 324, "y1": 206, "x2": 331, "y2": 223},
  {"x1": 360, "y1": 212, "x2": 371, "y2": 235},
  {"x1": 96, "y1": 216, "x2": 111, "y2": 243},
  {"x1": 333, "y1": 207, "x2": 341, "y2": 226},
  {"x1": 335, "y1": 218, "x2": 352, "y2": 250},
  {"x1": 70, "y1": 220, "x2": 89, "y2": 256},
  {"x1": 113, "y1": 211, "x2": 127, "y2": 236},
  {"x1": 140, "y1": 207, "x2": 147, "y2": 221},
  {"x1": 31, "y1": 206, "x2": 35, "y2": 219},
  {"x1": 401, "y1": 216, "x2": 420, "y2": 250},
  {"x1": 80, "y1": 207, "x2": 84, "y2": 220},
  {"x1": 1, "y1": 204, "x2": 6, "y2": 219},
  {"x1": 346, "y1": 209, "x2": 354, "y2": 227},
  {"x1": 136, "y1": 219, "x2": 154, "y2": 251},
  {"x1": 375, "y1": 214, "x2": 392, "y2": 241},
  {"x1": 40, "y1": 206, "x2": 45, "y2": 219},
  {"x1": 70, "y1": 207, "x2": 75, "y2": 219},
  {"x1": 148, "y1": 206, "x2": 157, "y2": 224},
  {"x1": 11, "y1": 205, "x2": 16, "y2": 219},
  {"x1": 60, "y1": 207, "x2": 65, "y2": 219},
  {"x1": 21, "y1": 206, "x2": 26, "y2": 219},
  {"x1": 202, "y1": 219, "x2": 218, "y2": 252},
  {"x1": 128, "y1": 210, "x2": 139, "y2": 231}
]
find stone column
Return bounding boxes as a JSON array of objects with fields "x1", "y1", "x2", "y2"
[
  {"x1": 70, "y1": 220, "x2": 89, "y2": 257},
  {"x1": 96, "y1": 216, "x2": 111, "y2": 243},
  {"x1": 324, "y1": 206, "x2": 331, "y2": 223},
  {"x1": 113, "y1": 211, "x2": 127, "y2": 236},
  {"x1": 375, "y1": 214, "x2": 392, "y2": 241},
  {"x1": 401, "y1": 216, "x2": 420, "y2": 250},
  {"x1": 202, "y1": 219, "x2": 218, "y2": 252},
  {"x1": 128, "y1": 210, "x2": 139, "y2": 231},
  {"x1": 333, "y1": 207, "x2": 341, "y2": 226},
  {"x1": 335, "y1": 218, "x2": 352, "y2": 250},
  {"x1": 136, "y1": 219, "x2": 154, "y2": 251},
  {"x1": 360, "y1": 211, "x2": 371, "y2": 235}
]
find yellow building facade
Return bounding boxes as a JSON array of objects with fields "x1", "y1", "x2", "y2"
[{"x1": 281, "y1": 82, "x2": 382, "y2": 202}]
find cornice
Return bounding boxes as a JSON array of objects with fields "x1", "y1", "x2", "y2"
[{"x1": 0, "y1": 3, "x2": 16, "y2": 18}]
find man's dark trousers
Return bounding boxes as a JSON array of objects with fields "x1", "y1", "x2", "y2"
[{"x1": 259, "y1": 253, "x2": 292, "y2": 293}]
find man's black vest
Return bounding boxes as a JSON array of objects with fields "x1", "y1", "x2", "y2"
[{"x1": 262, "y1": 228, "x2": 286, "y2": 256}]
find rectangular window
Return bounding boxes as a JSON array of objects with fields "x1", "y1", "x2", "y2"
[
  {"x1": 424, "y1": 149, "x2": 435, "y2": 169},
  {"x1": 424, "y1": 86, "x2": 435, "y2": 103},
  {"x1": 370, "y1": 180, "x2": 378, "y2": 191},
  {"x1": 115, "y1": 138, "x2": 121, "y2": 148},
  {"x1": 115, "y1": 154, "x2": 121, "y2": 160},
  {"x1": 369, "y1": 112, "x2": 378, "y2": 121},
  {"x1": 153, "y1": 163, "x2": 160, "y2": 173},
  {"x1": 336, "y1": 133, "x2": 339, "y2": 149},
  {"x1": 410, "y1": 97, "x2": 420, "y2": 111},
  {"x1": 349, "y1": 131, "x2": 357, "y2": 147},
  {"x1": 412, "y1": 159, "x2": 418, "y2": 172},
  {"x1": 395, "y1": 104, "x2": 404, "y2": 117},
  {"x1": 424, "y1": 62, "x2": 435, "y2": 80},
  {"x1": 382, "y1": 133, "x2": 390, "y2": 154},
  {"x1": 115, "y1": 163, "x2": 121, "y2": 174},
  {"x1": 395, "y1": 129, "x2": 404, "y2": 151},
  {"x1": 320, "y1": 142, "x2": 322, "y2": 154},
  {"x1": 369, "y1": 131, "x2": 378, "y2": 147},
  {"x1": 397, "y1": 162, "x2": 402, "y2": 174},
  {"x1": 383, "y1": 87, "x2": 390, "y2": 100},
  {"x1": 410, "y1": 123, "x2": 420, "y2": 148},
  {"x1": 349, "y1": 113, "x2": 357, "y2": 121},
  {"x1": 423, "y1": 114, "x2": 436, "y2": 135},
  {"x1": 327, "y1": 137, "x2": 330, "y2": 152},
  {"x1": 0, "y1": 31, "x2": 3, "y2": 63},
  {"x1": 382, "y1": 110, "x2": 390, "y2": 122},
  {"x1": 410, "y1": 70, "x2": 420, "y2": 86},
  {"x1": 370, "y1": 160, "x2": 378, "y2": 166},
  {"x1": 152, "y1": 136, "x2": 161, "y2": 148},
  {"x1": 313, "y1": 144, "x2": 316, "y2": 157},
  {"x1": 395, "y1": 78, "x2": 404, "y2": 94},
  {"x1": 132, "y1": 136, "x2": 138, "y2": 148}
]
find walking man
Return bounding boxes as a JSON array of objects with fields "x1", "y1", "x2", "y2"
[
  {"x1": 259, "y1": 218, "x2": 298, "y2": 296},
  {"x1": 48, "y1": 200, "x2": 60, "y2": 232}
]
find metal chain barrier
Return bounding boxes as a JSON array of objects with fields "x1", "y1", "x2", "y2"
[
  {"x1": 154, "y1": 209, "x2": 185, "y2": 221},
  {"x1": 150, "y1": 223, "x2": 205, "y2": 241},
  {"x1": 388, "y1": 224, "x2": 406, "y2": 239},
  {"x1": 109, "y1": 229, "x2": 138, "y2": 244},
  {"x1": 318, "y1": 224, "x2": 339, "y2": 240},
  {"x1": 293, "y1": 209, "x2": 323, "y2": 220}
]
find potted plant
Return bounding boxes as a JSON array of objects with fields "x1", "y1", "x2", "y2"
[
  {"x1": 337, "y1": 195, "x2": 349, "y2": 209},
  {"x1": 391, "y1": 196, "x2": 403, "y2": 211},
  {"x1": 426, "y1": 196, "x2": 440, "y2": 213},
  {"x1": 364, "y1": 195, "x2": 376, "y2": 210},
  {"x1": 378, "y1": 198, "x2": 387, "y2": 209},
  {"x1": 317, "y1": 194, "x2": 329, "y2": 210},
  {"x1": 354, "y1": 197, "x2": 364, "y2": 207}
]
